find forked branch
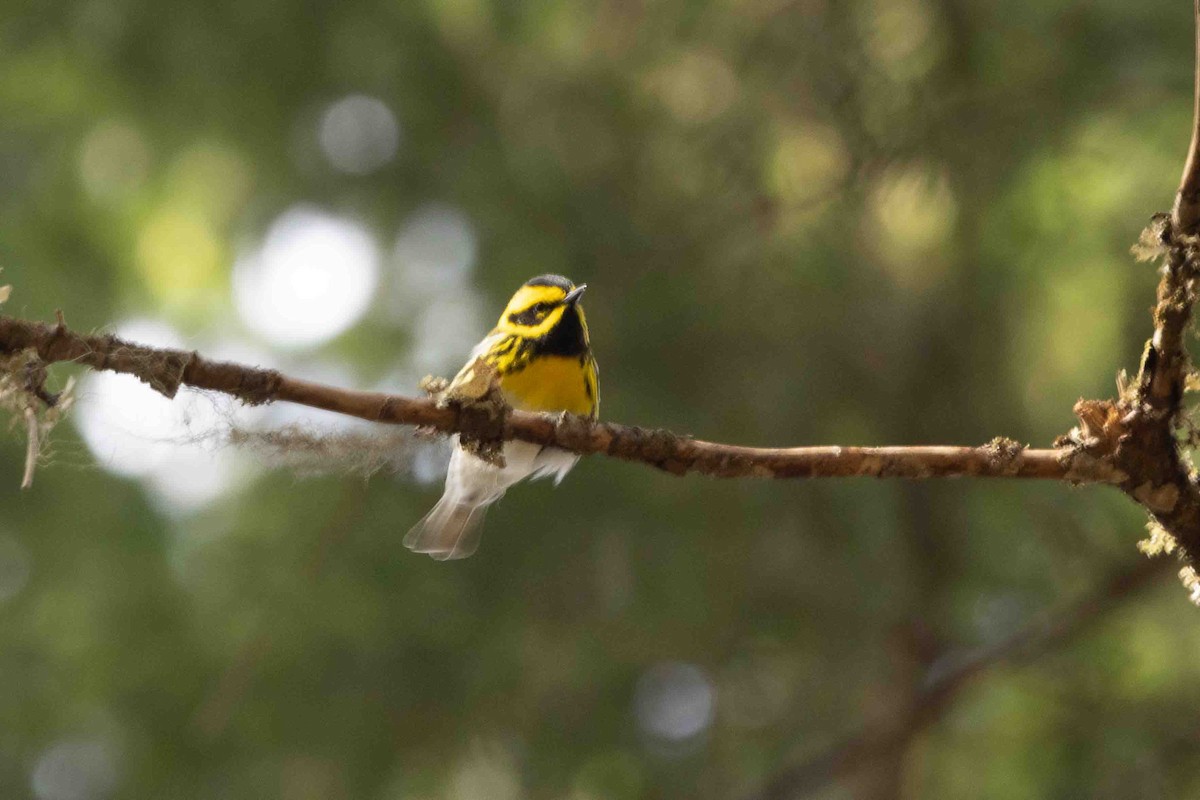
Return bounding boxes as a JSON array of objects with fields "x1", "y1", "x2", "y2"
[{"x1": 1082, "y1": 0, "x2": 1200, "y2": 561}]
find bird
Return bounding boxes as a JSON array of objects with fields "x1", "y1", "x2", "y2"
[{"x1": 404, "y1": 274, "x2": 599, "y2": 560}]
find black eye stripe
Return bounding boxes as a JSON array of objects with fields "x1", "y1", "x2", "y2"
[{"x1": 509, "y1": 301, "x2": 558, "y2": 326}]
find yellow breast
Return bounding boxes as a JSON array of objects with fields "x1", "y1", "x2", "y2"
[{"x1": 499, "y1": 355, "x2": 597, "y2": 416}]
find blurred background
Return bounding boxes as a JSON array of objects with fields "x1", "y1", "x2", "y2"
[{"x1": 2, "y1": 0, "x2": 1200, "y2": 797}]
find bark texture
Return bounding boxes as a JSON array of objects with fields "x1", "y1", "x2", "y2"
[{"x1": 0, "y1": 315, "x2": 1123, "y2": 484}]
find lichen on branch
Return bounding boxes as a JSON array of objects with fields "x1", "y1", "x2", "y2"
[{"x1": 0, "y1": 296, "x2": 75, "y2": 489}]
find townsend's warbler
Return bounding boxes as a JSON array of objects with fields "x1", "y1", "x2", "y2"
[{"x1": 404, "y1": 274, "x2": 599, "y2": 560}]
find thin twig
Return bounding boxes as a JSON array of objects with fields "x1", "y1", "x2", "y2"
[
  {"x1": 21, "y1": 405, "x2": 37, "y2": 490},
  {"x1": 0, "y1": 315, "x2": 1123, "y2": 485},
  {"x1": 1175, "y1": 0, "x2": 1200, "y2": 234}
]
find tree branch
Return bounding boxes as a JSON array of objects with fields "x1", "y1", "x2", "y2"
[
  {"x1": 1175, "y1": 0, "x2": 1200, "y2": 235},
  {"x1": 745, "y1": 558, "x2": 1172, "y2": 800},
  {"x1": 1027, "y1": 2, "x2": 1200, "y2": 562},
  {"x1": 3, "y1": 6, "x2": 1199, "y2": 555},
  {"x1": 0, "y1": 314, "x2": 1123, "y2": 484},
  {"x1": 741, "y1": 7, "x2": 1200, "y2": 793}
]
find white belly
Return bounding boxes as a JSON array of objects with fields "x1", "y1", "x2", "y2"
[{"x1": 444, "y1": 438, "x2": 578, "y2": 506}]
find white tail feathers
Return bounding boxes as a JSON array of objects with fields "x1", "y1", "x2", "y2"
[
  {"x1": 403, "y1": 495, "x2": 492, "y2": 561},
  {"x1": 405, "y1": 440, "x2": 578, "y2": 560}
]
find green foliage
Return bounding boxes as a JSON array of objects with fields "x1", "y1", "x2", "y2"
[{"x1": 0, "y1": 0, "x2": 1196, "y2": 797}]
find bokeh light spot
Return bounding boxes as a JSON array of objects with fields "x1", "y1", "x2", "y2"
[
  {"x1": 73, "y1": 319, "x2": 248, "y2": 513},
  {"x1": 135, "y1": 208, "x2": 221, "y2": 302},
  {"x1": 409, "y1": 293, "x2": 485, "y2": 375},
  {"x1": 390, "y1": 203, "x2": 478, "y2": 306},
  {"x1": 769, "y1": 122, "x2": 850, "y2": 226},
  {"x1": 634, "y1": 661, "x2": 716, "y2": 748},
  {"x1": 74, "y1": 319, "x2": 186, "y2": 480},
  {"x1": 644, "y1": 51, "x2": 738, "y2": 125},
  {"x1": 386, "y1": 203, "x2": 484, "y2": 372},
  {"x1": 858, "y1": 0, "x2": 941, "y2": 83},
  {"x1": 30, "y1": 738, "x2": 118, "y2": 800},
  {"x1": 866, "y1": 164, "x2": 957, "y2": 290},
  {"x1": 234, "y1": 206, "x2": 380, "y2": 349},
  {"x1": 428, "y1": 0, "x2": 492, "y2": 45},
  {"x1": 77, "y1": 121, "x2": 150, "y2": 201},
  {"x1": 450, "y1": 740, "x2": 521, "y2": 800},
  {"x1": 317, "y1": 94, "x2": 401, "y2": 175}
]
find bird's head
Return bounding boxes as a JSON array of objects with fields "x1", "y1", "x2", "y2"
[{"x1": 496, "y1": 274, "x2": 589, "y2": 343}]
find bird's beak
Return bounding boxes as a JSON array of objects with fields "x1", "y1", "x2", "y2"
[{"x1": 563, "y1": 284, "x2": 587, "y2": 306}]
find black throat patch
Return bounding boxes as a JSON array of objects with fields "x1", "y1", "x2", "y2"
[{"x1": 535, "y1": 306, "x2": 588, "y2": 357}]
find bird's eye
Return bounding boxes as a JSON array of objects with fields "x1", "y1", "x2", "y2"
[{"x1": 509, "y1": 302, "x2": 557, "y2": 326}]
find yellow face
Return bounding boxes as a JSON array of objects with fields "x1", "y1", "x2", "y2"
[{"x1": 495, "y1": 278, "x2": 590, "y2": 346}]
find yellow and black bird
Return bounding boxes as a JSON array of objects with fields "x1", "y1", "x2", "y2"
[{"x1": 405, "y1": 275, "x2": 599, "y2": 560}]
